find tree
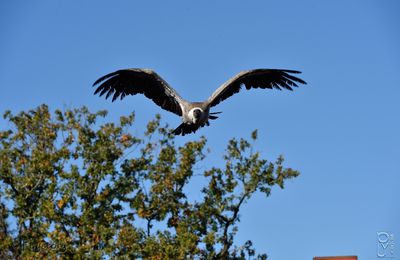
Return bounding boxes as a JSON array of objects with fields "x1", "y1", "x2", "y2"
[{"x1": 0, "y1": 104, "x2": 299, "y2": 259}]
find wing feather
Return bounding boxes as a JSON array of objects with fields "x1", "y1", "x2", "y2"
[
  {"x1": 207, "y1": 69, "x2": 307, "y2": 107},
  {"x1": 93, "y1": 69, "x2": 186, "y2": 116}
]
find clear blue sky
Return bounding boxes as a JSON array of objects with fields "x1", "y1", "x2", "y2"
[{"x1": 1, "y1": 1, "x2": 399, "y2": 259}]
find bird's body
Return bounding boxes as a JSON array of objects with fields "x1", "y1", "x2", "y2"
[
  {"x1": 93, "y1": 68, "x2": 306, "y2": 135},
  {"x1": 175, "y1": 102, "x2": 212, "y2": 135}
]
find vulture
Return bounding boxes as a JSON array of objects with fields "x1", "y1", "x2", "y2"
[{"x1": 93, "y1": 68, "x2": 306, "y2": 135}]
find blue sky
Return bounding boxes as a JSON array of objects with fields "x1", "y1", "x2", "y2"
[{"x1": 1, "y1": 0, "x2": 399, "y2": 259}]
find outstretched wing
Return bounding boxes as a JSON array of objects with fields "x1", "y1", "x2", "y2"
[
  {"x1": 93, "y1": 69, "x2": 186, "y2": 116},
  {"x1": 207, "y1": 69, "x2": 307, "y2": 107}
]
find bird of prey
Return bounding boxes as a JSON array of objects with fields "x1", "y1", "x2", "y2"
[{"x1": 93, "y1": 68, "x2": 306, "y2": 135}]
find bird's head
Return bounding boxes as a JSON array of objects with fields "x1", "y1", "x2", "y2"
[{"x1": 192, "y1": 108, "x2": 202, "y2": 124}]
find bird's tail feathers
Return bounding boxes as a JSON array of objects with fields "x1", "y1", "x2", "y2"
[
  {"x1": 172, "y1": 124, "x2": 184, "y2": 136},
  {"x1": 172, "y1": 123, "x2": 199, "y2": 136}
]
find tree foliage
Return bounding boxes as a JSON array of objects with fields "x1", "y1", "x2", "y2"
[{"x1": 0, "y1": 105, "x2": 299, "y2": 259}]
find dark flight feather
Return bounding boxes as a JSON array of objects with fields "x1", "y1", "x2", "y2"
[
  {"x1": 93, "y1": 69, "x2": 185, "y2": 116},
  {"x1": 207, "y1": 69, "x2": 307, "y2": 107}
]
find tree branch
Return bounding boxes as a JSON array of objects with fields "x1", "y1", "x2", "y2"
[{"x1": 217, "y1": 191, "x2": 249, "y2": 258}]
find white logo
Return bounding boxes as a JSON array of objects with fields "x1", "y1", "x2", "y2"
[{"x1": 377, "y1": 231, "x2": 395, "y2": 258}]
